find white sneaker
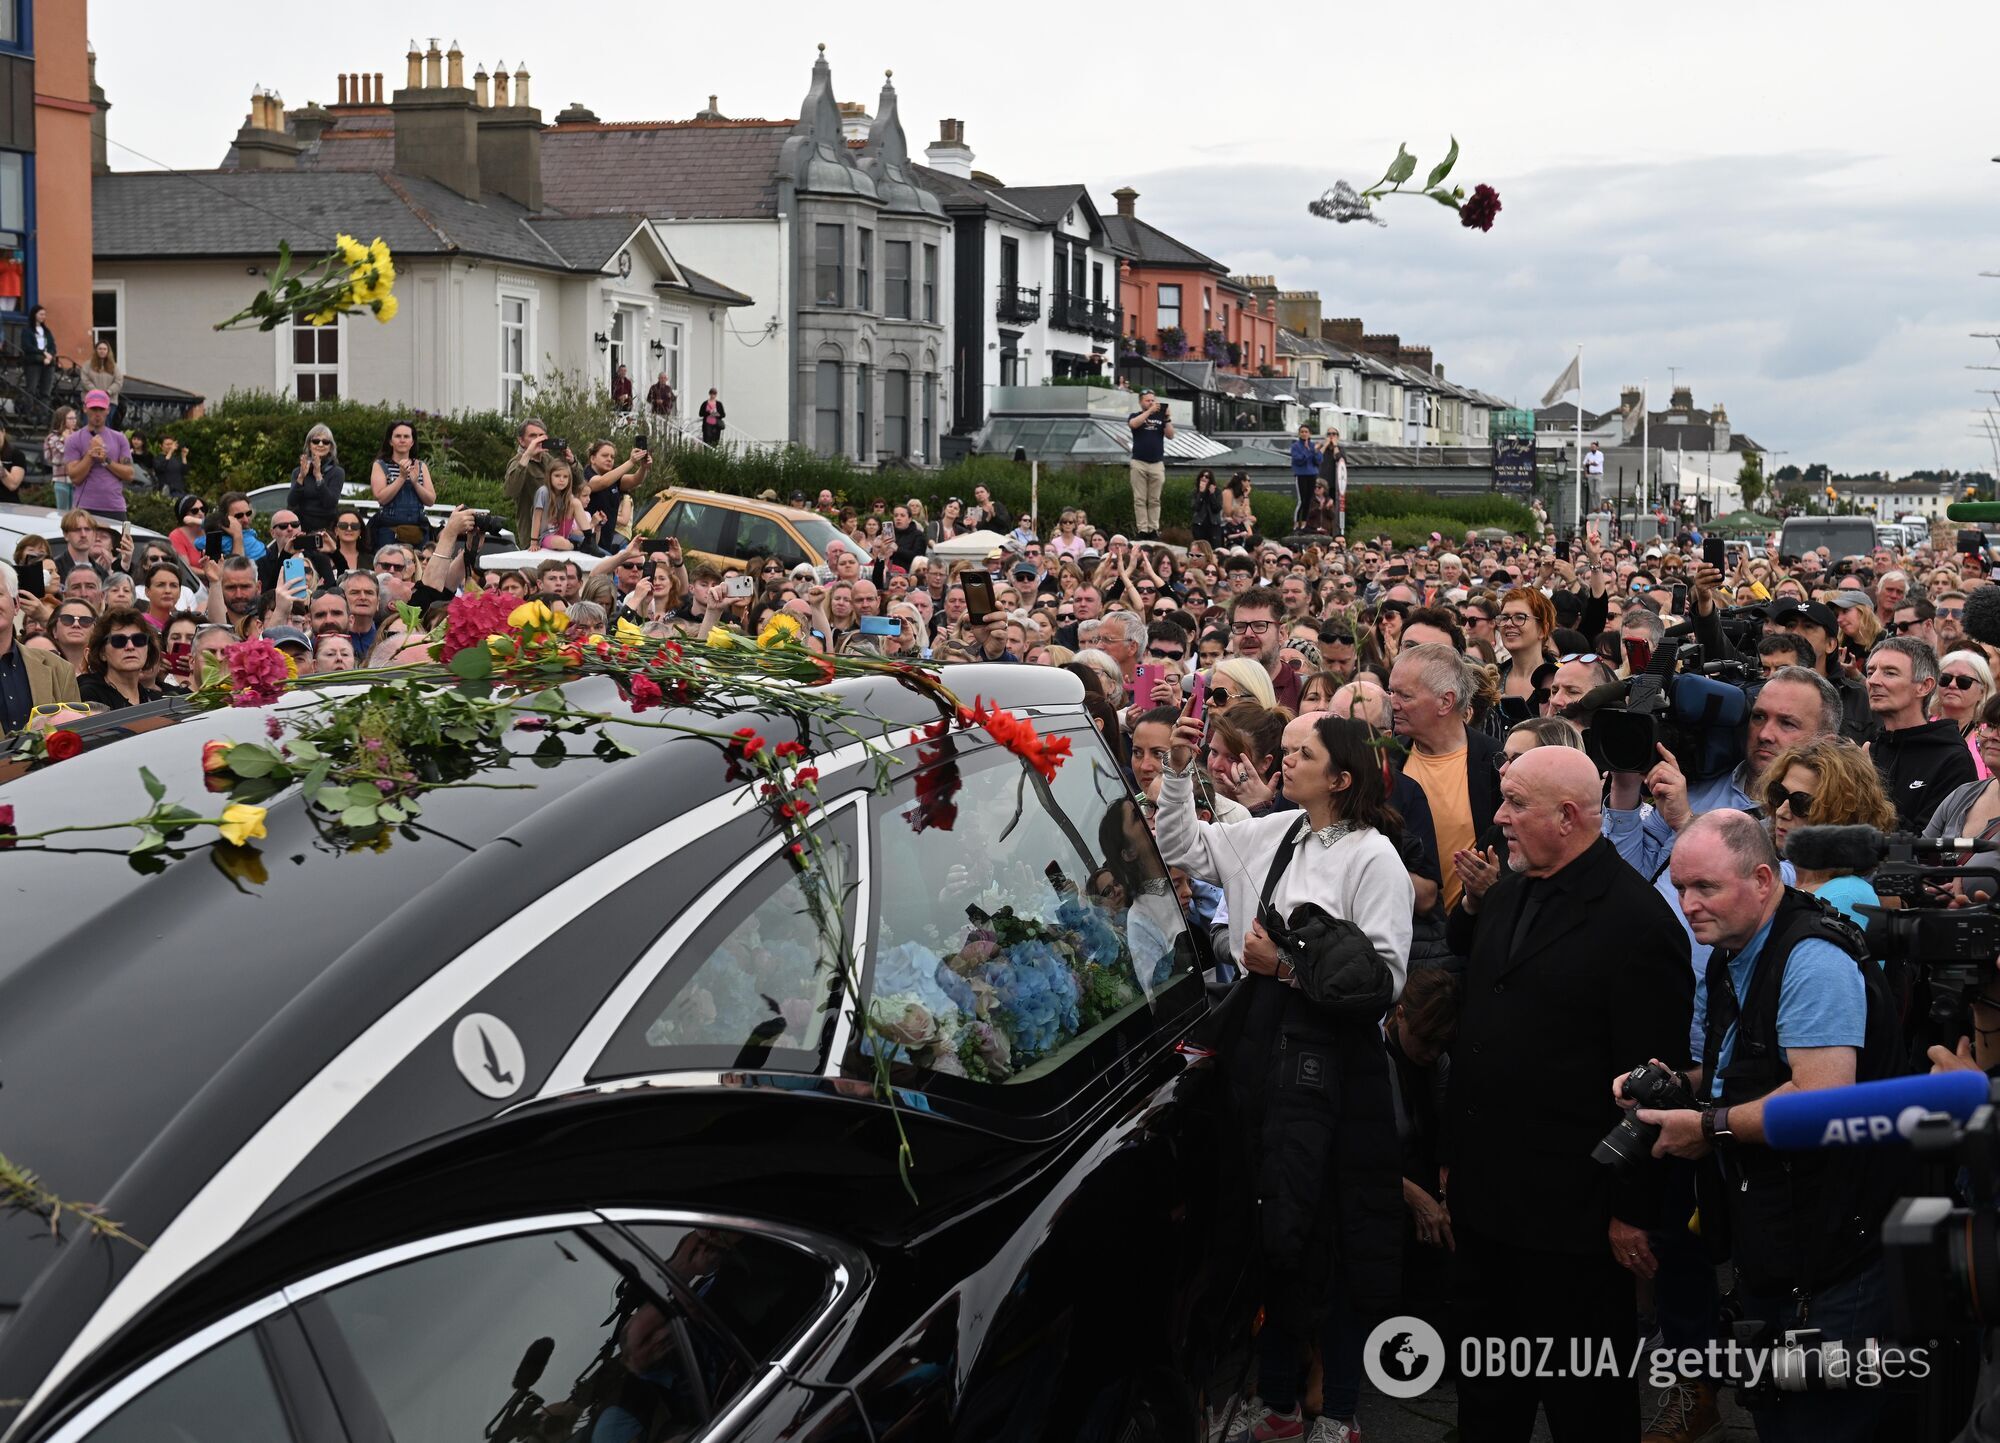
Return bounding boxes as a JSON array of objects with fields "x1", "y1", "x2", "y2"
[{"x1": 1306, "y1": 1418, "x2": 1359, "y2": 1443}]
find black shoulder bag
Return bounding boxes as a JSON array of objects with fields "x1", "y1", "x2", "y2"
[{"x1": 1256, "y1": 818, "x2": 1397, "y2": 1018}]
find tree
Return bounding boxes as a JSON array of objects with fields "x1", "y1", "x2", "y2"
[
  {"x1": 1737, "y1": 451, "x2": 1766, "y2": 511},
  {"x1": 1774, "y1": 463, "x2": 1802, "y2": 483}
]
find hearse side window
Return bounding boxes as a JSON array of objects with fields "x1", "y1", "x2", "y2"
[
  {"x1": 316, "y1": 1229, "x2": 751, "y2": 1442},
  {"x1": 866, "y1": 740, "x2": 1188, "y2": 1084},
  {"x1": 78, "y1": 1330, "x2": 294, "y2": 1443},
  {"x1": 620, "y1": 1223, "x2": 836, "y2": 1361},
  {"x1": 590, "y1": 809, "x2": 858, "y2": 1079}
]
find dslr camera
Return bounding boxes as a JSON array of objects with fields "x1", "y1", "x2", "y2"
[
  {"x1": 1594, "y1": 1060, "x2": 1698, "y2": 1170},
  {"x1": 469, "y1": 512, "x2": 511, "y2": 538},
  {"x1": 1583, "y1": 637, "x2": 1750, "y2": 780}
]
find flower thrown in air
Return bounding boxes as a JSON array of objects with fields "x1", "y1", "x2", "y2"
[
  {"x1": 1307, "y1": 181, "x2": 1385, "y2": 226},
  {"x1": 1459, "y1": 183, "x2": 1502, "y2": 232}
]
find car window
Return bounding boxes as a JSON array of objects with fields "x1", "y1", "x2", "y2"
[
  {"x1": 734, "y1": 512, "x2": 801, "y2": 568},
  {"x1": 787, "y1": 514, "x2": 844, "y2": 563},
  {"x1": 620, "y1": 1223, "x2": 836, "y2": 1361},
  {"x1": 318, "y1": 1228, "x2": 751, "y2": 1443},
  {"x1": 78, "y1": 1330, "x2": 294, "y2": 1443},
  {"x1": 589, "y1": 808, "x2": 858, "y2": 1080},
  {"x1": 664, "y1": 500, "x2": 731, "y2": 555},
  {"x1": 866, "y1": 738, "x2": 1188, "y2": 1085}
]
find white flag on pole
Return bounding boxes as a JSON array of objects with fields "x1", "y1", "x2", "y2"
[{"x1": 1541, "y1": 355, "x2": 1581, "y2": 407}]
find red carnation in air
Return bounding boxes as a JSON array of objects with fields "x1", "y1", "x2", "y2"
[{"x1": 1459, "y1": 184, "x2": 1502, "y2": 232}]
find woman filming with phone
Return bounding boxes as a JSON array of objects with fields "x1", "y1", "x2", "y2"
[{"x1": 1156, "y1": 710, "x2": 1411, "y2": 1443}]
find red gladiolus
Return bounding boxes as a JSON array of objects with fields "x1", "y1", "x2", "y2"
[
  {"x1": 627, "y1": 674, "x2": 664, "y2": 713},
  {"x1": 1459, "y1": 183, "x2": 1501, "y2": 232},
  {"x1": 44, "y1": 729, "x2": 82, "y2": 762},
  {"x1": 963, "y1": 697, "x2": 1072, "y2": 784},
  {"x1": 808, "y1": 657, "x2": 838, "y2": 686}
]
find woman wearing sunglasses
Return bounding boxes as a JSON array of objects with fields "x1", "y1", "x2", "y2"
[
  {"x1": 1937, "y1": 650, "x2": 1995, "y2": 778},
  {"x1": 1925, "y1": 696, "x2": 2000, "y2": 842},
  {"x1": 1760, "y1": 737, "x2": 1896, "y2": 932},
  {"x1": 330, "y1": 507, "x2": 369, "y2": 573},
  {"x1": 77, "y1": 606, "x2": 164, "y2": 710},
  {"x1": 49, "y1": 597, "x2": 98, "y2": 675}
]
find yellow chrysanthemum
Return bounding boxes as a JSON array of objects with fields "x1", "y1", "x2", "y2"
[
  {"x1": 217, "y1": 804, "x2": 269, "y2": 847},
  {"x1": 335, "y1": 233, "x2": 368, "y2": 265},
  {"x1": 305, "y1": 308, "x2": 338, "y2": 326},
  {"x1": 372, "y1": 293, "x2": 399, "y2": 323}
]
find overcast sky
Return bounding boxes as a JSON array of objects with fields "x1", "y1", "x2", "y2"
[{"x1": 92, "y1": 0, "x2": 2000, "y2": 474}]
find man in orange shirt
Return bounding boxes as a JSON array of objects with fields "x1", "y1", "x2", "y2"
[{"x1": 1390, "y1": 642, "x2": 1503, "y2": 911}]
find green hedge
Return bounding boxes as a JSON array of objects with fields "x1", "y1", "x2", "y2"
[{"x1": 135, "y1": 390, "x2": 1532, "y2": 547}]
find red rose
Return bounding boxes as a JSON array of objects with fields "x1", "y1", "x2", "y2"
[
  {"x1": 44, "y1": 729, "x2": 82, "y2": 761},
  {"x1": 201, "y1": 739, "x2": 234, "y2": 774},
  {"x1": 1459, "y1": 183, "x2": 1502, "y2": 232},
  {"x1": 0, "y1": 802, "x2": 15, "y2": 848},
  {"x1": 627, "y1": 674, "x2": 664, "y2": 713}
]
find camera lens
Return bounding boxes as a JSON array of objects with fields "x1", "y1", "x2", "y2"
[{"x1": 1592, "y1": 1112, "x2": 1662, "y2": 1170}]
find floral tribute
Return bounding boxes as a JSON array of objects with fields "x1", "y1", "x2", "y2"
[
  {"x1": 3, "y1": 587, "x2": 1076, "y2": 1206},
  {"x1": 1308, "y1": 136, "x2": 1501, "y2": 232},
  {"x1": 216, "y1": 233, "x2": 398, "y2": 332}
]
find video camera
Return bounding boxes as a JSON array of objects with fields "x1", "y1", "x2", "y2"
[
  {"x1": 1788, "y1": 825, "x2": 2000, "y2": 1056},
  {"x1": 1579, "y1": 634, "x2": 1752, "y2": 779}
]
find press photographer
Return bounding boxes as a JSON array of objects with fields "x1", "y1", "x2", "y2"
[{"x1": 1619, "y1": 810, "x2": 1904, "y2": 1442}]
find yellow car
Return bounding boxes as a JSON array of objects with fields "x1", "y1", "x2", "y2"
[{"x1": 631, "y1": 488, "x2": 847, "y2": 574}]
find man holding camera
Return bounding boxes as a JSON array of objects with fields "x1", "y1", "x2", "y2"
[
  {"x1": 504, "y1": 418, "x2": 567, "y2": 550},
  {"x1": 1627, "y1": 810, "x2": 1900, "y2": 1443}
]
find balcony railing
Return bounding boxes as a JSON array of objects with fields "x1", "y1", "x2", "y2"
[
  {"x1": 1048, "y1": 290, "x2": 1093, "y2": 333},
  {"x1": 995, "y1": 283, "x2": 1041, "y2": 324},
  {"x1": 1089, "y1": 300, "x2": 1122, "y2": 339}
]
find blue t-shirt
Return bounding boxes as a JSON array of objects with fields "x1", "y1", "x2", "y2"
[
  {"x1": 1129, "y1": 409, "x2": 1169, "y2": 464},
  {"x1": 1810, "y1": 874, "x2": 1883, "y2": 956},
  {"x1": 1693, "y1": 913, "x2": 1867, "y2": 1100}
]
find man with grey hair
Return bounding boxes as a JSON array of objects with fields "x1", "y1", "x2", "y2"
[
  {"x1": 1447, "y1": 746, "x2": 1692, "y2": 1441},
  {"x1": 1095, "y1": 609, "x2": 1148, "y2": 701},
  {"x1": 1617, "y1": 602, "x2": 1666, "y2": 658},
  {"x1": 1390, "y1": 642, "x2": 1503, "y2": 912},
  {"x1": 1867, "y1": 636, "x2": 1976, "y2": 828},
  {"x1": 371, "y1": 543, "x2": 418, "y2": 608}
]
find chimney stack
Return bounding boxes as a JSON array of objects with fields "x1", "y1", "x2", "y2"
[
  {"x1": 473, "y1": 62, "x2": 489, "y2": 108},
  {"x1": 338, "y1": 73, "x2": 349, "y2": 106},
  {"x1": 393, "y1": 39, "x2": 481, "y2": 198},
  {"x1": 88, "y1": 44, "x2": 110, "y2": 174},
  {"x1": 477, "y1": 59, "x2": 544, "y2": 211},
  {"x1": 447, "y1": 39, "x2": 464, "y2": 90},
  {"x1": 233, "y1": 87, "x2": 304, "y2": 170},
  {"x1": 292, "y1": 99, "x2": 334, "y2": 145},
  {"x1": 1112, "y1": 186, "x2": 1138, "y2": 218},
  {"x1": 406, "y1": 41, "x2": 422, "y2": 89},
  {"x1": 924, "y1": 117, "x2": 973, "y2": 179},
  {"x1": 373, "y1": 72, "x2": 384, "y2": 103}
]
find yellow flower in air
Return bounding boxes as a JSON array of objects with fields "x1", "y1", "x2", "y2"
[
  {"x1": 305, "y1": 308, "x2": 338, "y2": 326},
  {"x1": 335, "y1": 233, "x2": 368, "y2": 266},
  {"x1": 217, "y1": 803, "x2": 269, "y2": 847},
  {"x1": 372, "y1": 293, "x2": 399, "y2": 323}
]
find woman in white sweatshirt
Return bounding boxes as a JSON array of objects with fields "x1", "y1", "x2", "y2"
[{"x1": 1155, "y1": 708, "x2": 1412, "y2": 1442}]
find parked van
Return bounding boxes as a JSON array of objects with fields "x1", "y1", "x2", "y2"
[{"x1": 1777, "y1": 516, "x2": 1876, "y2": 562}]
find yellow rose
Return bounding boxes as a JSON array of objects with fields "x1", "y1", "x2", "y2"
[
  {"x1": 705, "y1": 627, "x2": 736, "y2": 649},
  {"x1": 615, "y1": 618, "x2": 648, "y2": 644},
  {"x1": 217, "y1": 804, "x2": 269, "y2": 847}
]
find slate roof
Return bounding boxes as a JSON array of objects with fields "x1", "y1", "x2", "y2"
[
  {"x1": 539, "y1": 123, "x2": 790, "y2": 219},
  {"x1": 673, "y1": 264, "x2": 754, "y2": 306},
  {"x1": 1099, "y1": 212, "x2": 1225, "y2": 273},
  {"x1": 293, "y1": 108, "x2": 796, "y2": 220},
  {"x1": 94, "y1": 170, "x2": 581, "y2": 270},
  {"x1": 523, "y1": 215, "x2": 650, "y2": 269},
  {"x1": 1535, "y1": 402, "x2": 1608, "y2": 429},
  {"x1": 909, "y1": 164, "x2": 1041, "y2": 223}
]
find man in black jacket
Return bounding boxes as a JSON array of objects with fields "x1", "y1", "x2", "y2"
[
  {"x1": 1446, "y1": 747, "x2": 1693, "y2": 1442},
  {"x1": 1866, "y1": 636, "x2": 1976, "y2": 829}
]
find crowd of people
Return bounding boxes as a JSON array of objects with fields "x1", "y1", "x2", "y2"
[{"x1": 11, "y1": 408, "x2": 2000, "y2": 1442}]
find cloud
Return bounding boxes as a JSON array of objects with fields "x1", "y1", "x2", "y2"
[{"x1": 1099, "y1": 151, "x2": 1989, "y2": 472}]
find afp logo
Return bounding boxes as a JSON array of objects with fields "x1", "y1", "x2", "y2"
[{"x1": 1818, "y1": 1105, "x2": 1931, "y2": 1146}]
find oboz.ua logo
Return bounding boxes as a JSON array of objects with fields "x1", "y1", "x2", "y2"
[{"x1": 1362, "y1": 1317, "x2": 1446, "y2": 1399}]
